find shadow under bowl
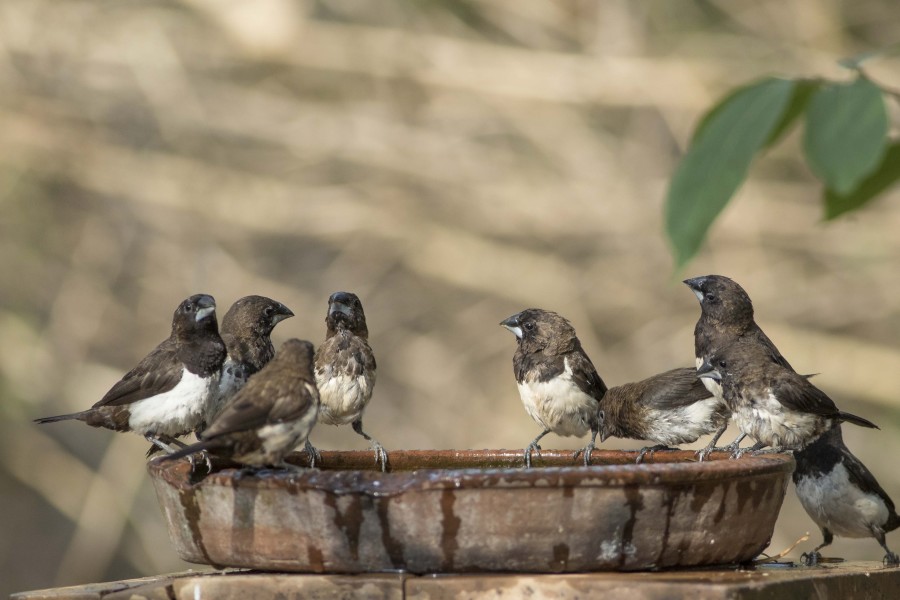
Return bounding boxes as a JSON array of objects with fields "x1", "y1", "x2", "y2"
[{"x1": 148, "y1": 449, "x2": 793, "y2": 573}]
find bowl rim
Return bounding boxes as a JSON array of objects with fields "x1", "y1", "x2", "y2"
[{"x1": 148, "y1": 449, "x2": 795, "y2": 497}]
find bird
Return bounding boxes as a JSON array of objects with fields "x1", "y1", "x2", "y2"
[
  {"x1": 500, "y1": 308, "x2": 607, "y2": 468},
  {"x1": 683, "y1": 275, "x2": 797, "y2": 455},
  {"x1": 793, "y1": 424, "x2": 899, "y2": 567},
  {"x1": 35, "y1": 294, "x2": 226, "y2": 458},
  {"x1": 198, "y1": 295, "x2": 294, "y2": 432},
  {"x1": 598, "y1": 367, "x2": 724, "y2": 463},
  {"x1": 158, "y1": 339, "x2": 319, "y2": 470},
  {"x1": 308, "y1": 291, "x2": 386, "y2": 471},
  {"x1": 696, "y1": 341, "x2": 877, "y2": 457}
]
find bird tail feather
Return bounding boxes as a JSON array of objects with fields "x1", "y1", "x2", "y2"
[
  {"x1": 34, "y1": 411, "x2": 87, "y2": 424},
  {"x1": 838, "y1": 412, "x2": 879, "y2": 430},
  {"x1": 156, "y1": 439, "x2": 223, "y2": 462}
]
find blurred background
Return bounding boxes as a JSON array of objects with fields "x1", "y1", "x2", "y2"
[{"x1": 2, "y1": 0, "x2": 900, "y2": 595}]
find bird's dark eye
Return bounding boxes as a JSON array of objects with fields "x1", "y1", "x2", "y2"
[
  {"x1": 524, "y1": 322, "x2": 535, "y2": 331},
  {"x1": 705, "y1": 292, "x2": 717, "y2": 302},
  {"x1": 264, "y1": 306, "x2": 274, "y2": 316},
  {"x1": 718, "y1": 360, "x2": 727, "y2": 369},
  {"x1": 185, "y1": 304, "x2": 194, "y2": 312}
]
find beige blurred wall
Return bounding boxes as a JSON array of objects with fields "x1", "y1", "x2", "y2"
[{"x1": 2, "y1": 0, "x2": 900, "y2": 595}]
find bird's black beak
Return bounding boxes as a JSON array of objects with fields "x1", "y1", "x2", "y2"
[
  {"x1": 328, "y1": 292, "x2": 356, "y2": 317},
  {"x1": 683, "y1": 276, "x2": 707, "y2": 302},
  {"x1": 195, "y1": 294, "x2": 216, "y2": 321},
  {"x1": 500, "y1": 314, "x2": 523, "y2": 339},
  {"x1": 273, "y1": 304, "x2": 295, "y2": 324},
  {"x1": 696, "y1": 359, "x2": 721, "y2": 382},
  {"x1": 598, "y1": 411, "x2": 609, "y2": 442}
]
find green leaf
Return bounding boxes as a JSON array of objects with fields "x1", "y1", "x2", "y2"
[
  {"x1": 803, "y1": 77, "x2": 888, "y2": 195},
  {"x1": 666, "y1": 77, "x2": 796, "y2": 268},
  {"x1": 824, "y1": 142, "x2": 900, "y2": 219},
  {"x1": 763, "y1": 78, "x2": 821, "y2": 148}
]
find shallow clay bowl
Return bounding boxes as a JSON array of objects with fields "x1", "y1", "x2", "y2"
[{"x1": 149, "y1": 449, "x2": 793, "y2": 573}]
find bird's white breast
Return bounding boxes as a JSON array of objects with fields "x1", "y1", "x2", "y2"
[
  {"x1": 644, "y1": 396, "x2": 722, "y2": 445},
  {"x1": 517, "y1": 357, "x2": 594, "y2": 438},
  {"x1": 695, "y1": 356, "x2": 725, "y2": 401},
  {"x1": 795, "y1": 462, "x2": 890, "y2": 538},
  {"x1": 128, "y1": 369, "x2": 217, "y2": 436},
  {"x1": 732, "y1": 390, "x2": 820, "y2": 448},
  {"x1": 316, "y1": 361, "x2": 373, "y2": 426}
]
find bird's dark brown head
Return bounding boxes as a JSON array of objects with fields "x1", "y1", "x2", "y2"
[
  {"x1": 697, "y1": 341, "x2": 759, "y2": 384},
  {"x1": 325, "y1": 291, "x2": 368, "y2": 338},
  {"x1": 221, "y1": 295, "x2": 294, "y2": 338},
  {"x1": 683, "y1": 275, "x2": 755, "y2": 329},
  {"x1": 173, "y1": 293, "x2": 219, "y2": 335},
  {"x1": 273, "y1": 338, "x2": 317, "y2": 378},
  {"x1": 499, "y1": 308, "x2": 579, "y2": 355}
]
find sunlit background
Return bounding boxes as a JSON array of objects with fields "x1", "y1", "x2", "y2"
[{"x1": 2, "y1": 0, "x2": 900, "y2": 595}]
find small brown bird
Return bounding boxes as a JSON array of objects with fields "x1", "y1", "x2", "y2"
[
  {"x1": 500, "y1": 309, "x2": 607, "y2": 468},
  {"x1": 36, "y1": 294, "x2": 226, "y2": 458},
  {"x1": 309, "y1": 292, "x2": 386, "y2": 471},
  {"x1": 159, "y1": 339, "x2": 319, "y2": 469},
  {"x1": 794, "y1": 424, "x2": 899, "y2": 566},
  {"x1": 684, "y1": 274, "x2": 795, "y2": 454},
  {"x1": 598, "y1": 367, "x2": 725, "y2": 463},
  {"x1": 697, "y1": 341, "x2": 877, "y2": 457},
  {"x1": 200, "y1": 295, "x2": 294, "y2": 432}
]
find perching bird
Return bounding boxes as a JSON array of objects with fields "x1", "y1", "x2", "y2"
[
  {"x1": 309, "y1": 292, "x2": 386, "y2": 471},
  {"x1": 793, "y1": 424, "x2": 899, "y2": 566},
  {"x1": 159, "y1": 339, "x2": 319, "y2": 469},
  {"x1": 36, "y1": 294, "x2": 226, "y2": 457},
  {"x1": 500, "y1": 309, "x2": 607, "y2": 468},
  {"x1": 683, "y1": 275, "x2": 799, "y2": 455},
  {"x1": 199, "y1": 295, "x2": 294, "y2": 432},
  {"x1": 598, "y1": 367, "x2": 724, "y2": 463},
  {"x1": 697, "y1": 341, "x2": 877, "y2": 457},
  {"x1": 683, "y1": 275, "x2": 793, "y2": 373}
]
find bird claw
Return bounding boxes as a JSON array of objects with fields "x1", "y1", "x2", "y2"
[
  {"x1": 524, "y1": 443, "x2": 542, "y2": 469},
  {"x1": 304, "y1": 440, "x2": 322, "y2": 468},
  {"x1": 573, "y1": 442, "x2": 594, "y2": 466},
  {"x1": 885, "y1": 552, "x2": 900, "y2": 567},
  {"x1": 800, "y1": 551, "x2": 821, "y2": 566},
  {"x1": 695, "y1": 446, "x2": 714, "y2": 462},
  {"x1": 635, "y1": 445, "x2": 675, "y2": 464},
  {"x1": 372, "y1": 442, "x2": 388, "y2": 472}
]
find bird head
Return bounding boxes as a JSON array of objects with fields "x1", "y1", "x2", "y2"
[
  {"x1": 683, "y1": 275, "x2": 755, "y2": 328},
  {"x1": 174, "y1": 294, "x2": 218, "y2": 329},
  {"x1": 325, "y1": 291, "x2": 368, "y2": 338},
  {"x1": 500, "y1": 308, "x2": 578, "y2": 355},
  {"x1": 222, "y1": 295, "x2": 294, "y2": 337},
  {"x1": 696, "y1": 356, "x2": 724, "y2": 382}
]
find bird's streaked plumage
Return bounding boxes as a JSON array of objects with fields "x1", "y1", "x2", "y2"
[
  {"x1": 311, "y1": 292, "x2": 386, "y2": 471},
  {"x1": 501, "y1": 308, "x2": 606, "y2": 468},
  {"x1": 598, "y1": 367, "x2": 724, "y2": 462},
  {"x1": 160, "y1": 339, "x2": 319, "y2": 469},
  {"x1": 200, "y1": 295, "x2": 294, "y2": 432},
  {"x1": 35, "y1": 294, "x2": 226, "y2": 455},
  {"x1": 697, "y1": 341, "x2": 877, "y2": 456},
  {"x1": 793, "y1": 425, "x2": 899, "y2": 566}
]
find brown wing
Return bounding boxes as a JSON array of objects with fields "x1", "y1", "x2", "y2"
[
  {"x1": 202, "y1": 371, "x2": 315, "y2": 439},
  {"x1": 567, "y1": 347, "x2": 607, "y2": 401},
  {"x1": 770, "y1": 370, "x2": 840, "y2": 417},
  {"x1": 92, "y1": 338, "x2": 183, "y2": 407},
  {"x1": 639, "y1": 367, "x2": 713, "y2": 410}
]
